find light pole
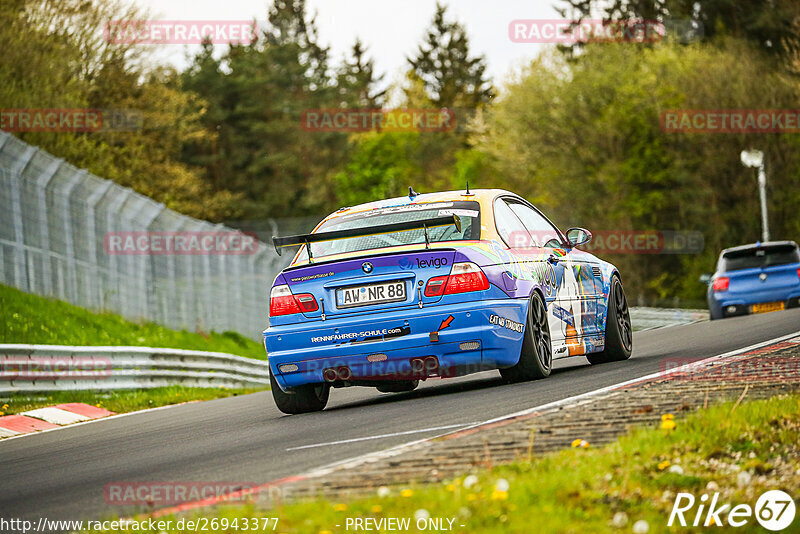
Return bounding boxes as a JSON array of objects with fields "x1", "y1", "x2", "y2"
[{"x1": 740, "y1": 149, "x2": 770, "y2": 242}]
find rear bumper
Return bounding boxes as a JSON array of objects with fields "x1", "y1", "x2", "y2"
[
  {"x1": 709, "y1": 289, "x2": 800, "y2": 318},
  {"x1": 264, "y1": 299, "x2": 527, "y2": 390}
]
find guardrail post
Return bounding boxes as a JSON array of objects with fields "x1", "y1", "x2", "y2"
[
  {"x1": 35, "y1": 157, "x2": 63, "y2": 297},
  {"x1": 8, "y1": 146, "x2": 36, "y2": 292},
  {"x1": 59, "y1": 169, "x2": 88, "y2": 304},
  {"x1": 85, "y1": 180, "x2": 113, "y2": 309}
]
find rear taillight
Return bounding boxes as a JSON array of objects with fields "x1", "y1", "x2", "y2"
[
  {"x1": 269, "y1": 285, "x2": 319, "y2": 316},
  {"x1": 425, "y1": 262, "x2": 490, "y2": 296},
  {"x1": 270, "y1": 285, "x2": 300, "y2": 316},
  {"x1": 797, "y1": 268, "x2": 800, "y2": 281},
  {"x1": 425, "y1": 276, "x2": 448, "y2": 297},
  {"x1": 712, "y1": 277, "x2": 729, "y2": 292},
  {"x1": 295, "y1": 293, "x2": 319, "y2": 313}
]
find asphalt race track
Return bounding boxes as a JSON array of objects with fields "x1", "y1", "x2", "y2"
[{"x1": 2, "y1": 309, "x2": 800, "y2": 524}]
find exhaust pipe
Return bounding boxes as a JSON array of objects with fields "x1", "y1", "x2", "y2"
[
  {"x1": 424, "y1": 356, "x2": 439, "y2": 374},
  {"x1": 323, "y1": 368, "x2": 338, "y2": 382},
  {"x1": 337, "y1": 366, "x2": 352, "y2": 381}
]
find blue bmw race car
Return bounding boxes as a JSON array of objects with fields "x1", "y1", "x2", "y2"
[{"x1": 264, "y1": 189, "x2": 632, "y2": 414}]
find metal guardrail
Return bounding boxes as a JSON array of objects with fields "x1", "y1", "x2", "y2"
[
  {"x1": 0, "y1": 344, "x2": 270, "y2": 393},
  {"x1": 630, "y1": 307, "x2": 708, "y2": 331},
  {"x1": 0, "y1": 309, "x2": 705, "y2": 393}
]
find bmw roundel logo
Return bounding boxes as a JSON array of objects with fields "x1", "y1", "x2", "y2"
[{"x1": 362, "y1": 262, "x2": 373, "y2": 274}]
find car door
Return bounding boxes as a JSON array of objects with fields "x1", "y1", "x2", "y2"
[
  {"x1": 504, "y1": 199, "x2": 601, "y2": 346},
  {"x1": 493, "y1": 198, "x2": 565, "y2": 346}
]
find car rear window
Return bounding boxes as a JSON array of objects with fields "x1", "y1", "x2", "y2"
[
  {"x1": 296, "y1": 201, "x2": 481, "y2": 261},
  {"x1": 719, "y1": 244, "x2": 800, "y2": 272}
]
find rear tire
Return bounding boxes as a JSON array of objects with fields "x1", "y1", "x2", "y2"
[
  {"x1": 500, "y1": 292, "x2": 552, "y2": 382},
  {"x1": 270, "y1": 372, "x2": 329, "y2": 414},
  {"x1": 376, "y1": 380, "x2": 419, "y2": 393},
  {"x1": 587, "y1": 276, "x2": 632, "y2": 364}
]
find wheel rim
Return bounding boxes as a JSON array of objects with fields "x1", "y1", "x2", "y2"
[
  {"x1": 530, "y1": 296, "x2": 552, "y2": 371},
  {"x1": 614, "y1": 282, "x2": 632, "y2": 351}
]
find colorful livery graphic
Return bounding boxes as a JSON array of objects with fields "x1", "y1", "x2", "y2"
[{"x1": 264, "y1": 189, "x2": 632, "y2": 414}]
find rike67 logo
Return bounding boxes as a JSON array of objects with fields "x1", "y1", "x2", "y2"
[{"x1": 669, "y1": 490, "x2": 795, "y2": 531}]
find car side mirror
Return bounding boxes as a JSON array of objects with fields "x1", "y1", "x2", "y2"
[
  {"x1": 565, "y1": 227, "x2": 592, "y2": 247},
  {"x1": 699, "y1": 274, "x2": 712, "y2": 284}
]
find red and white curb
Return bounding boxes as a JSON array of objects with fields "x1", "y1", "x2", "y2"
[{"x1": 0, "y1": 403, "x2": 115, "y2": 438}]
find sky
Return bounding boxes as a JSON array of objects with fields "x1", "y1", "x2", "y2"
[{"x1": 133, "y1": 0, "x2": 560, "y2": 92}]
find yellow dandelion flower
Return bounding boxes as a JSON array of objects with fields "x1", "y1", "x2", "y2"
[
  {"x1": 320, "y1": 531, "x2": 332, "y2": 534},
  {"x1": 661, "y1": 413, "x2": 674, "y2": 421},
  {"x1": 401, "y1": 489, "x2": 414, "y2": 498},
  {"x1": 491, "y1": 490, "x2": 508, "y2": 501},
  {"x1": 660, "y1": 419, "x2": 676, "y2": 431},
  {"x1": 571, "y1": 438, "x2": 583, "y2": 448},
  {"x1": 466, "y1": 494, "x2": 477, "y2": 501},
  {"x1": 371, "y1": 505, "x2": 383, "y2": 514},
  {"x1": 446, "y1": 484, "x2": 455, "y2": 492},
  {"x1": 657, "y1": 460, "x2": 670, "y2": 470},
  {"x1": 333, "y1": 503, "x2": 347, "y2": 512},
  {"x1": 2, "y1": 404, "x2": 8, "y2": 410}
]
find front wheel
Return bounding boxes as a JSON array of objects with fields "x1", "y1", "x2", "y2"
[
  {"x1": 270, "y1": 372, "x2": 329, "y2": 414},
  {"x1": 500, "y1": 292, "x2": 552, "y2": 382},
  {"x1": 587, "y1": 275, "x2": 632, "y2": 364}
]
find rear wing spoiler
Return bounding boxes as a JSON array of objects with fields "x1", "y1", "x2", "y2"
[{"x1": 272, "y1": 214, "x2": 462, "y2": 259}]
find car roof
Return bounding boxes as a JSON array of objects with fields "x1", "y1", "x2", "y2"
[
  {"x1": 721, "y1": 240, "x2": 798, "y2": 254},
  {"x1": 319, "y1": 188, "x2": 516, "y2": 224}
]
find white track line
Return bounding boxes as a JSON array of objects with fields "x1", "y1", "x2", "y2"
[{"x1": 286, "y1": 422, "x2": 480, "y2": 451}]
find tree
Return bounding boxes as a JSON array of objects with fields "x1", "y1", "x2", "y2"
[
  {"x1": 0, "y1": 0, "x2": 237, "y2": 220},
  {"x1": 406, "y1": 3, "x2": 494, "y2": 108},
  {"x1": 336, "y1": 39, "x2": 385, "y2": 108},
  {"x1": 557, "y1": 0, "x2": 800, "y2": 56},
  {"x1": 181, "y1": 0, "x2": 349, "y2": 220}
]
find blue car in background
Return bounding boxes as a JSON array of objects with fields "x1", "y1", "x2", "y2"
[
  {"x1": 704, "y1": 241, "x2": 800, "y2": 320},
  {"x1": 264, "y1": 189, "x2": 632, "y2": 414}
]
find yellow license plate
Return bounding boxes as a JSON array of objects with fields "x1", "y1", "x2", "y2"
[{"x1": 750, "y1": 301, "x2": 785, "y2": 314}]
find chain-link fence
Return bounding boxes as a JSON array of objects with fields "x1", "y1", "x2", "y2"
[{"x1": 0, "y1": 131, "x2": 293, "y2": 340}]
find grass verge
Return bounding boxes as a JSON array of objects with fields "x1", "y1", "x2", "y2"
[
  {"x1": 0, "y1": 284, "x2": 266, "y2": 359},
  {"x1": 0, "y1": 386, "x2": 265, "y2": 415},
  {"x1": 88, "y1": 394, "x2": 800, "y2": 533}
]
